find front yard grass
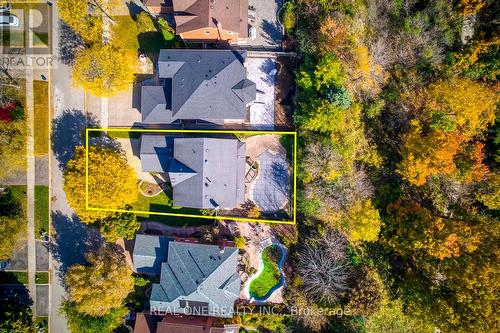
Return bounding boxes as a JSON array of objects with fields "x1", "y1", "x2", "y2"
[
  {"x1": 0, "y1": 271, "x2": 28, "y2": 285},
  {"x1": 249, "y1": 246, "x2": 283, "y2": 299},
  {"x1": 35, "y1": 272, "x2": 49, "y2": 284},
  {"x1": 33, "y1": 80, "x2": 49, "y2": 156},
  {"x1": 34, "y1": 186, "x2": 49, "y2": 237},
  {"x1": 132, "y1": 189, "x2": 207, "y2": 226}
]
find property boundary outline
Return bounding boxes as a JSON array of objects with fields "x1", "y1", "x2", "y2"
[{"x1": 85, "y1": 128, "x2": 297, "y2": 224}]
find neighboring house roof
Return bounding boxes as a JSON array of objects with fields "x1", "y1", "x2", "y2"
[
  {"x1": 134, "y1": 313, "x2": 240, "y2": 333},
  {"x1": 172, "y1": 0, "x2": 248, "y2": 38},
  {"x1": 148, "y1": 241, "x2": 241, "y2": 318},
  {"x1": 140, "y1": 135, "x2": 246, "y2": 209},
  {"x1": 141, "y1": 50, "x2": 256, "y2": 124},
  {"x1": 133, "y1": 235, "x2": 173, "y2": 275}
]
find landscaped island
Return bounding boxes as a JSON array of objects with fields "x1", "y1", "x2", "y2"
[{"x1": 249, "y1": 245, "x2": 285, "y2": 300}]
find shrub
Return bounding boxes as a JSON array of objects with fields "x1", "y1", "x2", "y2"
[
  {"x1": 157, "y1": 18, "x2": 175, "y2": 42},
  {"x1": 135, "y1": 12, "x2": 156, "y2": 33},
  {"x1": 282, "y1": 2, "x2": 296, "y2": 32},
  {"x1": 234, "y1": 236, "x2": 246, "y2": 249}
]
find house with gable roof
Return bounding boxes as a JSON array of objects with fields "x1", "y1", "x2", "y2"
[
  {"x1": 139, "y1": 134, "x2": 246, "y2": 209},
  {"x1": 132, "y1": 235, "x2": 241, "y2": 319},
  {"x1": 141, "y1": 49, "x2": 256, "y2": 125},
  {"x1": 143, "y1": 0, "x2": 248, "y2": 44}
]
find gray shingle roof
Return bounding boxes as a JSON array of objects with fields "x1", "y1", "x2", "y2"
[
  {"x1": 149, "y1": 241, "x2": 241, "y2": 318},
  {"x1": 133, "y1": 235, "x2": 173, "y2": 275},
  {"x1": 141, "y1": 50, "x2": 256, "y2": 124},
  {"x1": 140, "y1": 135, "x2": 246, "y2": 209}
]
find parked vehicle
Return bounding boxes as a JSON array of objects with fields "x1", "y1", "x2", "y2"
[
  {"x1": 0, "y1": 14, "x2": 18, "y2": 27},
  {"x1": 0, "y1": 3, "x2": 11, "y2": 14},
  {"x1": 0, "y1": 259, "x2": 12, "y2": 270}
]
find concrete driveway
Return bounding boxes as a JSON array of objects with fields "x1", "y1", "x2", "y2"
[
  {"x1": 249, "y1": 150, "x2": 290, "y2": 212},
  {"x1": 247, "y1": 0, "x2": 283, "y2": 48}
]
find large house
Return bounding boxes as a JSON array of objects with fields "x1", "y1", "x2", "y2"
[
  {"x1": 134, "y1": 313, "x2": 240, "y2": 333},
  {"x1": 141, "y1": 49, "x2": 256, "y2": 125},
  {"x1": 143, "y1": 0, "x2": 248, "y2": 44},
  {"x1": 140, "y1": 135, "x2": 246, "y2": 209},
  {"x1": 133, "y1": 235, "x2": 241, "y2": 318}
]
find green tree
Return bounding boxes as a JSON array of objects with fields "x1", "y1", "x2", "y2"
[
  {"x1": 99, "y1": 210, "x2": 140, "y2": 243},
  {"x1": 65, "y1": 246, "x2": 134, "y2": 316},
  {"x1": 64, "y1": 145, "x2": 138, "y2": 223},
  {"x1": 347, "y1": 267, "x2": 383, "y2": 316},
  {"x1": 364, "y1": 299, "x2": 433, "y2": 333},
  {"x1": 72, "y1": 44, "x2": 135, "y2": 97}
]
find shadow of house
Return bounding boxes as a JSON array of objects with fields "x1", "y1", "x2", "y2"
[
  {"x1": 50, "y1": 211, "x2": 103, "y2": 283},
  {"x1": 51, "y1": 109, "x2": 99, "y2": 169}
]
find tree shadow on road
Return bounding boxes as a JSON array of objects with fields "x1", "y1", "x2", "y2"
[
  {"x1": 50, "y1": 211, "x2": 103, "y2": 285},
  {"x1": 51, "y1": 109, "x2": 99, "y2": 170},
  {"x1": 58, "y1": 22, "x2": 85, "y2": 66}
]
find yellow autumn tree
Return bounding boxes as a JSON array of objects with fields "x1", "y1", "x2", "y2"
[
  {"x1": 64, "y1": 145, "x2": 138, "y2": 223},
  {"x1": 415, "y1": 78, "x2": 497, "y2": 139},
  {"x1": 65, "y1": 246, "x2": 134, "y2": 316},
  {"x1": 459, "y1": 0, "x2": 486, "y2": 16},
  {"x1": 346, "y1": 199, "x2": 381, "y2": 242},
  {"x1": 72, "y1": 44, "x2": 135, "y2": 97},
  {"x1": 0, "y1": 120, "x2": 26, "y2": 180},
  {"x1": 57, "y1": 0, "x2": 103, "y2": 44}
]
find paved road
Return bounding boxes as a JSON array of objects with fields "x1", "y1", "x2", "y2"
[{"x1": 49, "y1": 2, "x2": 88, "y2": 332}]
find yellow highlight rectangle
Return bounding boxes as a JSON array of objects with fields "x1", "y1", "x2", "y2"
[{"x1": 85, "y1": 128, "x2": 297, "y2": 224}]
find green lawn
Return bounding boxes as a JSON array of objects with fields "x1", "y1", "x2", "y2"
[
  {"x1": 33, "y1": 80, "x2": 49, "y2": 156},
  {"x1": 0, "y1": 31, "x2": 25, "y2": 47},
  {"x1": 0, "y1": 271, "x2": 28, "y2": 285},
  {"x1": 133, "y1": 189, "x2": 208, "y2": 226},
  {"x1": 249, "y1": 246, "x2": 283, "y2": 299},
  {"x1": 35, "y1": 272, "x2": 49, "y2": 284},
  {"x1": 34, "y1": 186, "x2": 49, "y2": 238}
]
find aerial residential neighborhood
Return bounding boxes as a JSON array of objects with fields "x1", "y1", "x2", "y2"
[{"x1": 0, "y1": 0, "x2": 498, "y2": 333}]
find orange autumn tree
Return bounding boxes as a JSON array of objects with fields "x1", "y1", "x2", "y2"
[
  {"x1": 383, "y1": 199, "x2": 482, "y2": 260},
  {"x1": 398, "y1": 77, "x2": 497, "y2": 185}
]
